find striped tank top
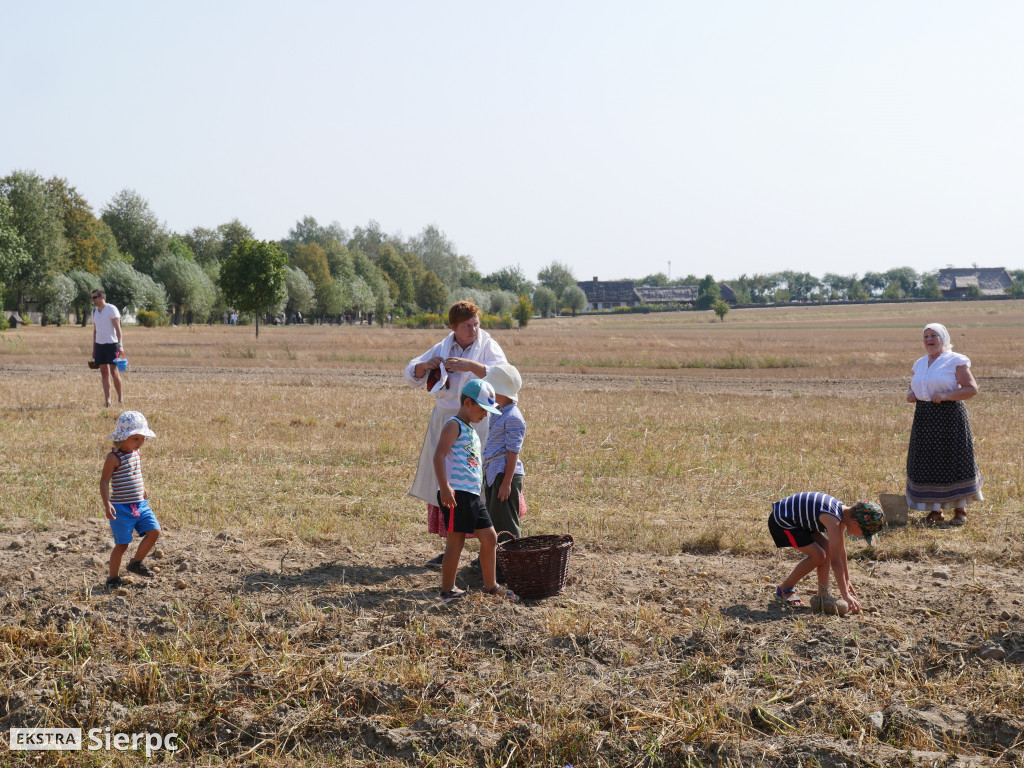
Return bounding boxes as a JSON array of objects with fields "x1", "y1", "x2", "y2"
[
  {"x1": 443, "y1": 416, "x2": 482, "y2": 494},
  {"x1": 109, "y1": 449, "x2": 145, "y2": 503}
]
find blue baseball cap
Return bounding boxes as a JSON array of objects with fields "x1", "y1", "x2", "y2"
[{"x1": 461, "y1": 378, "x2": 501, "y2": 414}]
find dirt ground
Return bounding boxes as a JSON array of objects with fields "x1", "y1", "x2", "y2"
[
  {"x1": 1, "y1": 362, "x2": 1023, "y2": 766},
  {"x1": 2, "y1": 514, "x2": 1022, "y2": 765}
]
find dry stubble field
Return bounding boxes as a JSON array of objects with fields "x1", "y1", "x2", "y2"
[{"x1": 0, "y1": 301, "x2": 1023, "y2": 767}]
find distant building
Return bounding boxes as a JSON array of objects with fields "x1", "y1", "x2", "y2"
[
  {"x1": 578, "y1": 278, "x2": 640, "y2": 312},
  {"x1": 936, "y1": 268, "x2": 1012, "y2": 298},
  {"x1": 633, "y1": 285, "x2": 698, "y2": 304},
  {"x1": 578, "y1": 278, "x2": 700, "y2": 312},
  {"x1": 718, "y1": 283, "x2": 737, "y2": 304}
]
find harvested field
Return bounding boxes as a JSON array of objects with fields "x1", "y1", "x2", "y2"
[{"x1": 1, "y1": 301, "x2": 1023, "y2": 767}]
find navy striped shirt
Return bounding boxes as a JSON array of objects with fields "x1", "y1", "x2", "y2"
[{"x1": 771, "y1": 492, "x2": 843, "y2": 533}]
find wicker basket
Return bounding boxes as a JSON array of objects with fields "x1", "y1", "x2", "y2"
[{"x1": 496, "y1": 533, "x2": 573, "y2": 599}]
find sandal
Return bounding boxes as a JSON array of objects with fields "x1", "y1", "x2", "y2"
[
  {"x1": 775, "y1": 586, "x2": 803, "y2": 607},
  {"x1": 482, "y1": 586, "x2": 519, "y2": 602},
  {"x1": 924, "y1": 511, "x2": 945, "y2": 527},
  {"x1": 439, "y1": 588, "x2": 466, "y2": 603},
  {"x1": 949, "y1": 511, "x2": 967, "y2": 526}
]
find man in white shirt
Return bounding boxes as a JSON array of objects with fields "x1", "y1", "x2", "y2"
[{"x1": 91, "y1": 289, "x2": 124, "y2": 407}]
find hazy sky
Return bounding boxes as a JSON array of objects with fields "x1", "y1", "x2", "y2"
[{"x1": 4, "y1": 2, "x2": 1023, "y2": 283}]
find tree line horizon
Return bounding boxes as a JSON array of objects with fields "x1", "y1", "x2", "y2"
[{"x1": 2, "y1": 169, "x2": 1022, "y2": 329}]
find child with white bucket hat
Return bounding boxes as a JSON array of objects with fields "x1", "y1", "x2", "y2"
[
  {"x1": 481, "y1": 365, "x2": 527, "y2": 556},
  {"x1": 100, "y1": 411, "x2": 161, "y2": 588}
]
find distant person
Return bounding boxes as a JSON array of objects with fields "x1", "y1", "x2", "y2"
[
  {"x1": 433, "y1": 379, "x2": 517, "y2": 602},
  {"x1": 100, "y1": 411, "x2": 161, "y2": 588},
  {"x1": 230, "y1": 311, "x2": 238, "y2": 325},
  {"x1": 405, "y1": 300, "x2": 508, "y2": 568},
  {"x1": 905, "y1": 323, "x2": 982, "y2": 526},
  {"x1": 768, "y1": 492, "x2": 884, "y2": 614},
  {"x1": 480, "y1": 364, "x2": 527, "y2": 578},
  {"x1": 90, "y1": 289, "x2": 124, "y2": 407}
]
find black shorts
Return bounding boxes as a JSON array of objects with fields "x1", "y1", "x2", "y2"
[
  {"x1": 768, "y1": 514, "x2": 816, "y2": 549},
  {"x1": 93, "y1": 342, "x2": 119, "y2": 365},
  {"x1": 437, "y1": 490, "x2": 493, "y2": 535}
]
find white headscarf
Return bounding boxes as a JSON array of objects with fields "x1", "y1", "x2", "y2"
[{"x1": 924, "y1": 323, "x2": 952, "y2": 351}]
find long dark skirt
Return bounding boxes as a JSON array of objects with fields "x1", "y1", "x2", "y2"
[{"x1": 906, "y1": 400, "x2": 983, "y2": 510}]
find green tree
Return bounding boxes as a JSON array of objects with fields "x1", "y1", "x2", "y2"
[
  {"x1": 348, "y1": 220, "x2": 386, "y2": 256},
  {"x1": 1007, "y1": 277, "x2": 1024, "y2": 298},
  {"x1": 921, "y1": 273, "x2": 943, "y2": 299},
  {"x1": 46, "y1": 177, "x2": 107, "y2": 274},
  {"x1": 847, "y1": 280, "x2": 869, "y2": 301},
  {"x1": 376, "y1": 243, "x2": 415, "y2": 311},
  {"x1": 638, "y1": 272, "x2": 669, "y2": 286},
  {"x1": 532, "y1": 285, "x2": 557, "y2": 317},
  {"x1": 861, "y1": 272, "x2": 887, "y2": 296},
  {"x1": 409, "y1": 225, "x2": 473, "y2": 291},
  {"x1": 67, "y1": 269, "x2": 102, "y2": 326},
  {"x1": 182, "y1": 227, "x2": 223, "y2": 264},
  {"x1": 218, "y1": 239, "x2": 288, "y2": 337},
  {"x1": 713, "y1": 299, "x2": 730, "y2": 322},
  {"x1": 217, "y1": 219, "x2": 256, "y2": 267},
  {"x1": 136, "y1": 272, "x2": 169, "y2": 317},
  {"x1": 154, "y1": 254, "x2": 216, "y2": 324},
  {"x1": 564, "y1": 284, "x2": 587, "y2": 316},
  {"x1": 483, "y1": 265, "x2": 532, "y2": 296},
  {"x1": 292, "y1": 242, "x2": 333, "y2": 289},
  {"x1": 284, "y1": 267, "x2": 316, "y2": 318},
  {"x1": 695, "y1": 275, "x2": 720, "y2": 310},
  {"x1": 100, "y1": 260, "x2": 146, "y2": 315},
  {"x1": 100, "y1": 188, "x2": 168, "y2": 275},
  {"x1": 513, "y1": 294, "x2": 533, "y2": 327},
  {"x1": 38, "y1": 273, "x2": 75, "y2": 325},
  {"x1": 537, "y1": 260, "x2": 576, "y2": 301},
  {"x1": 319, "y1": 280, "x2": 350, "y2": 319},
  {"x1": 0, "y1": 195, "x2": 30, "y2": 304},
  {"x1": 487, "y1": 289, "x2": 517, "y2": 315},
  {"x1": 416, "y1": 270, "x2": 448, "y2": 315},
  {"x1": 283, "y1": 216, "x2": 347, "y2": 254},
  {"x1": 1, "y1": 170, "x2": 68, "y2": 310},
  {"x1": 882, "y1": 281, "x2": 904, "y2": 300},
  {"x1": 348, "y1": 275, "x2": 375, "y2": 318}
]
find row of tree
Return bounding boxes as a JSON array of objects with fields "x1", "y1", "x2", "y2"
[
  {"x1": 3, "y1": 169, "x2": 1022, "y2": 330},
  {"x1": 1, "y1": 171, "x2": 584, "y2": 328},
  {"x1": 642, "y1": 268, "x2": 1024, "y2": 304}
]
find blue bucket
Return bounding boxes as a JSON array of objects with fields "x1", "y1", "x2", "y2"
[{"x1": 116, "y1": 358, "x2": 128, "y2": 372}]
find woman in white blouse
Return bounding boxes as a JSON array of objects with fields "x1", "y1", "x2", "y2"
[
  {"x1": 405, "y1": 300, "x2": 508, "y2": 566},
  {"x1": 905, "y1": 323, "x2": 982, "y2": 526}
]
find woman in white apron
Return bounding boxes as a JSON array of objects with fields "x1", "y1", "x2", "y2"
[{"x1": 405, "y1": 300, "x2": 508, "y2": 567}]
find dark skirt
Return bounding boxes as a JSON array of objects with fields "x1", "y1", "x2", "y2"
[{"x1": 906, "y1": 400, "x2": 982, "y2": 510}]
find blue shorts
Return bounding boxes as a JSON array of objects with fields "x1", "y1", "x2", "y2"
[{"x1": 109, "y1": 500, "x2": 161, "y2": 545}]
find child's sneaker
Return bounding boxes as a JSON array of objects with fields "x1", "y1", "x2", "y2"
[
  {"x1": 106, "y1": 575, "x2": 124, "y2": 588},
  {"x1": 126, "y1": 560, "x2": 155, "y2": 577},
  {"x1": 439, "y1": 588, "x2": 466, "y2": 603}
]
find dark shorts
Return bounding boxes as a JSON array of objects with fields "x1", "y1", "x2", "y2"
[
  {"x1": 93, "y1": 342, "x2": 119, "y2": 366},
  {"x1": 768, "y1": 514, "x2": 816, "y2": 549},
  {"x1": 437, "y1": 490, "x2": 493, "y2": 535}
]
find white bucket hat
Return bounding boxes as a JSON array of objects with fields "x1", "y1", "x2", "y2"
[
  {"x1": 484, "y1": 364, "x2": 522, "y2": 402},
  {"x1": 109, "y1": 411, "x2": 156, "y2": 441}
]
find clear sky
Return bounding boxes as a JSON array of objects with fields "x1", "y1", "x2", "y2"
[{"x1": 4, "y1": 1, "x2": 1023, "y2": 283}]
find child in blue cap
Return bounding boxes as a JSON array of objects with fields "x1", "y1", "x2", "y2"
[{"x1": 433, "y1": 379, "x2": 518, "y2": 603}]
